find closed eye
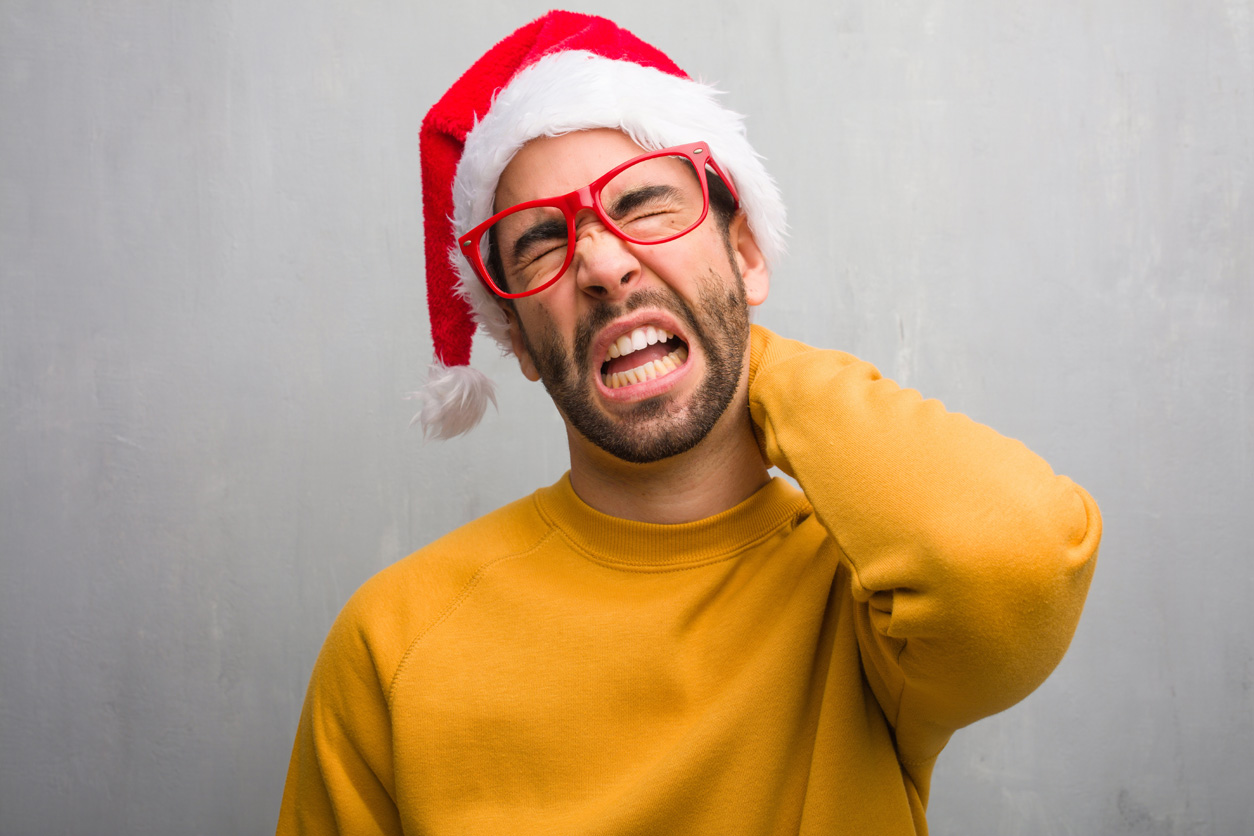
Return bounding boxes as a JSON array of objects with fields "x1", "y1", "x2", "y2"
[
  {"x1": 607, "y1": 185, "x2": 681, "y2": 220},
  {"x1": 511, "y1": 218, "x2": 568, "y2": 264}
]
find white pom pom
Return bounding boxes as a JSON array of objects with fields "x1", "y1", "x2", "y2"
[{"x1": 408, "y1": 363, "x2": 498, "y2": 439}]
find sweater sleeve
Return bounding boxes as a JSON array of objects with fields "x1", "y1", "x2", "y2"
[
  {"x1": 747, "y1": 325, "x2": 1101, "y2": 766},
  {"x1": 276, "y1": 595, "x2": 403, "y2": 836}
]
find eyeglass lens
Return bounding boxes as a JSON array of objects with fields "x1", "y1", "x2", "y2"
[{"x1": 486, "y1": 154, "x2": 706, "y2": 294}]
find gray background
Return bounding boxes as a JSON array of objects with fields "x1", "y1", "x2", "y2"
[{"x1": 2, "y1": 0, "x2": 1251, "y2": 833}]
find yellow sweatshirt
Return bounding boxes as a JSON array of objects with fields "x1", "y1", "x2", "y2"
[{"x1": 278, "y1": 326, "x2": 1100, "y2": 835}]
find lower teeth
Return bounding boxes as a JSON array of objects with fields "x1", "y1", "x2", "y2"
[{"x1": 603, "y1": 345, "x2": 688, "y2": 389}]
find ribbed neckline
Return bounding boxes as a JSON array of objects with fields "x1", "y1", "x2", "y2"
[{"x1": 533, "y1": 474, "x2": 809, "y2": 569}]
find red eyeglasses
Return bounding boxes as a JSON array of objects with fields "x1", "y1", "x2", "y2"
[{"x1": 458, "y1": 142, "x2": 740, "y2": 299}]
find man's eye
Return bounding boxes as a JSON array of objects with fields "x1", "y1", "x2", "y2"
[
  {"x1": 609, "y1": 186, "x2": 674, "y2": 220},
  {"x1": 625, "y1": 206, "x2": 672, "y2": 223},
  {"x1": 504, "y1": 216, "x2": 569, "y2": 268},
  {"x1": 622, "y1": 200, "x2": 668, "y2": 219},
  {"x1": 517, "y1": 239, "x2": 566, "y2": 266},
  {"x1": 619, "y1": 201, "x2": 683, "y2": 234},
  {"x1": 506, "y1": 240, "x2": 568, "y2": 289}
]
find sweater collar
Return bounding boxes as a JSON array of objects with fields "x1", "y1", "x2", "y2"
[{"x1": 533, "y1": 473, "x2": 808, "y2": 569}]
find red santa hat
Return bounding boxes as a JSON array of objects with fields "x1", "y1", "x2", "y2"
[{"x1": 416, "y1": 10, "x2": 787, "y2": 438}]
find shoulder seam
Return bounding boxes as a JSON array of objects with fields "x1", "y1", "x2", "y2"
[{"x1": 385, "y1": 527, "x2": 558, "y2": 705}]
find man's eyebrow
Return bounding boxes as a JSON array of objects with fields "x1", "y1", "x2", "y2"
[
  {"x1": 510, "y1": 218, "x2": 568, "y2": 261},
  {"x1": 606, "y1": 184, "x2": 678, "y2": 218}
]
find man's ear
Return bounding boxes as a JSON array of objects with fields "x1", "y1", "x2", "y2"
[
  {"x1": 728, "y1": 212, "x2": 770, "y2": 306},
  {"x1": 501, "y1": 301, "x2": 542, "y2": 382}
]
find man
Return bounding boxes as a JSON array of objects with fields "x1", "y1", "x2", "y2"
[{"x1": 278, "y1": 12, "x2": 1100, "y2": 835}]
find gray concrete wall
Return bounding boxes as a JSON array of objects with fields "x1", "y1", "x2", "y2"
[{"x1": 1, "y1": 1, "x2": 1250, "y2": 833}]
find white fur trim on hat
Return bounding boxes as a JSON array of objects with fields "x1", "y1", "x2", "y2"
[
  {"x1": 410, "y1": 362, "x2": 497, "y2": 440},
  {"x1": 450, "y1": 50, "x2": 788, "y2": 353}
]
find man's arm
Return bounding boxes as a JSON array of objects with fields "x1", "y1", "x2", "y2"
[
  {"x1": 277, "y1": 598, "x2": 403, "y2": 835},
  {"x1": 747, "y1": 325, "x2": 1101, "y2": 767}
]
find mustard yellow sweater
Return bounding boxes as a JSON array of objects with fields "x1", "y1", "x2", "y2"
[{"x1": 278, "y1": 327, "x2": 1100, "y2": 835}]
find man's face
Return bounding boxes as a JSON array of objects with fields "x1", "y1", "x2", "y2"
[{"x1": 494, "y1": 129, "x2": 769, "y2": 464}]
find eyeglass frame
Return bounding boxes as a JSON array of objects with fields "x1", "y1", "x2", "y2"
[{"x1": 457, "y1": 141, "x2": 741, "y2": 299}]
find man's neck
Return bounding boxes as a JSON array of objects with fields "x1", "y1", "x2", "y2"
[{"x1": 564, "y1": 404, "x2": 770, "y2": 525}]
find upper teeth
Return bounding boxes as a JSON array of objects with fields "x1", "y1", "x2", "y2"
[
  {"x1": 605, "y1": 326, "x2": 672, "y2": 362},
  {"x1": 601, "y1": 325, "x2": 687, "y2": 390}
]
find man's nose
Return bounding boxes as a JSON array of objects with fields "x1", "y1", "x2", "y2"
[{"x1": 571, "y1": 216, "x2": 640, "y2": 300}]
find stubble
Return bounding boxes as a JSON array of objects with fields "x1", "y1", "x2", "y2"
[{"x1": 518, "y1": 269, "x2": 751, "y2": 464}]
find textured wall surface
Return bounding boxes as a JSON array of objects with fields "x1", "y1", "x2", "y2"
[{"x1": 2, "y1": 1, "x2": 1251, "y2": 833}]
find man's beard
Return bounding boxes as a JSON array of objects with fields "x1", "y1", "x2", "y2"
[{"x1": 517, "y1": 267, "x2": 751, "y2": 464}]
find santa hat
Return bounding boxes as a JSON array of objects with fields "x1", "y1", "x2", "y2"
[{"x1": 416, "y1": 10, "x2": 787, "y2": 438}]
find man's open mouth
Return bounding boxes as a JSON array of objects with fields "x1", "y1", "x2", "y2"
[{"x1": 599, "y1": 325, "x2": 689, "y2": 389}]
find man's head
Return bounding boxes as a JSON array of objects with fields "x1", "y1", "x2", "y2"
[
  {"x1": 416, "y1": 11, "x2": 786, "y2": 440},
  {"x1": 490, "y1": 129, "x2": 768, "y2": 463}
]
